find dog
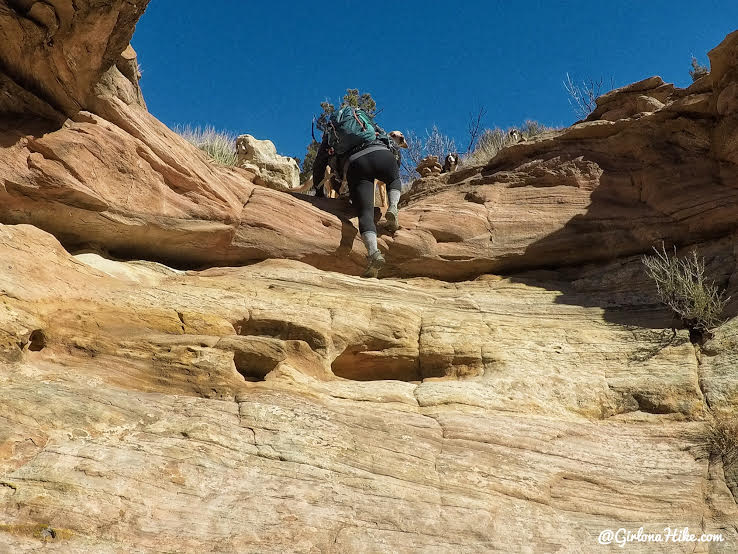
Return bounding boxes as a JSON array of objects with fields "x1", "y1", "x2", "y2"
[
  {"x1": 388, "y1": 130, "x2": 408, "y2": 149},
  {"x1": 376, "y1": 131, "x2": 409, "y2": 207},
  {"x1": 295, "y1": 165, "x2": 341, "y2": 197},
  {"x1": 508, "y1": 129, "x2": 523, "y2": 143},
  {"x1": 322, "y1": 166, "x2": 340, "y2": 198},
  {"x1": 441, "y1": 152, "x2": 459, "y2": 173}
]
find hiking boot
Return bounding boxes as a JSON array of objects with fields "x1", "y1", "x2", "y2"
[
  {"x1": 362, "y1": 251, "x2": 385, "y2": 278},
  {"x1": 385, "y1": 207, "x2": 400, "y2": 233}
]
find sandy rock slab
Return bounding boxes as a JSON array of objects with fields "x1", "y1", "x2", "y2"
[
  {"x1": 1, "y1": 375, "x2": 735, "y2": 553},
  {"x1": 0, "y1": 224, "x2": 736, "y2": 551}
]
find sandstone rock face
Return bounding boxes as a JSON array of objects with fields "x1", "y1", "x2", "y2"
[
  {"x1": 1, "y1": 3, "x2": 738, "y2": 551},
  {"x1": 0, "y1": 28, "x2": 737, "y2": 280},
  {"x1": 236, "y1": 134, "x2": 300, "y2": 190},
  {"x1": 0, "y1": 224, "x2": 737, "y2": 552},
  {"x1": 1, "y1": 8, "x2": 737, "y2": 282},
  {"x1": 0, "y1": 0, "x2": 149, "y2": 120}
]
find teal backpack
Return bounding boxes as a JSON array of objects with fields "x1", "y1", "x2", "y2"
[{"x1": 326, "y1": 106, "x2": 378, "y2": 156}]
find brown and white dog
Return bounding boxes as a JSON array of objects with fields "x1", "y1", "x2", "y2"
[
  {"x1": 388, "y1": 130, "x2": 409, "y2": 149},
  {"x1": 376, "y1": 131, "x2": 409, "y2": 208},
  {"x1": 441, "y1": 152, "x2": 459, "y2": 173},
  {"x1": 508, "y1": 129, "x2": 523, "y2": 143}
]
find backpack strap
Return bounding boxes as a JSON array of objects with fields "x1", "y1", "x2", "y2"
[{"x1": 352, "y1": 108, "x2": 367, "y2": 130}]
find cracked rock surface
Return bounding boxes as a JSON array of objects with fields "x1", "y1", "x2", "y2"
[
  {"x1": 1, "y1": 2, "x2": 738, "y2": 551},
  {"x1": 0, "y1": 224, "x2": 736, "y2": 551}
]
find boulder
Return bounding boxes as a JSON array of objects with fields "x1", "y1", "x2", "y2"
[
  {"x1": 588, "y1": 76, "x2": 674, "y2": 121},
  {"x1": 415, "y1": 155, "x2": 443, "y2": 176},
  {"x1": 236, "y1": 134, "x2": 300, "y2": 190}
]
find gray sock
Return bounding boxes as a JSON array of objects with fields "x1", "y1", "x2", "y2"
[
  {"x1": 361, "y1": 231, "x2": 378, "y2": 256},
  {"x1": 388, "y1": 189, "x2": 401, "y2": 211}
]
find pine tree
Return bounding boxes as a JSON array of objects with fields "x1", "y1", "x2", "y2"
[
  {"x1": 299, "y1": 140, "x2": 319, "y2": 183},
  {"x1": 301, "y1": 89, "x2": 378, "y2": 178}
]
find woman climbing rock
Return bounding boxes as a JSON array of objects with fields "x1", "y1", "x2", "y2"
[{"x1": 312, "y1": 106, "x2": 403, "y2": 278}]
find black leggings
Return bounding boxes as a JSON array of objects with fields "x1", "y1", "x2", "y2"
[{"x1": 346, "y1": 147, "x2": 401, "y2": 234}]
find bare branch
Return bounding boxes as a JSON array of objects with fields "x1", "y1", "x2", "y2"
[
  {"x1": 564, "y1": 73, "x2": 612, "y2": 119},
  {"x1": 465, "y1": 106, "x2": 487, "y2": 154}
]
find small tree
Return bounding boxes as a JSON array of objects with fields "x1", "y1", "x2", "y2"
[
  {"x1": 425, "y1": 125, "x2": 456, "y2": 160},
  {"x1": 465, "y1": 107, "x2": 487, "y2": 154},
  {"x1": 563, "y1": 73, "x2": 614, "y2": 119},
  {"x1": 642, "y1": 244, "x2": 730, "y2": 338},
  {"x1": 315, "y1": 88, "x2": 377, "y2": 133},
  {"x1": 302, "y1": 89, "x2": 378, "y2": 179},
  {"x1": 299, "y1": 140, "x2": 319, "y2": 183},
  {"x1": 689, "y1": 56, "x2": 710, "y2": 82}
]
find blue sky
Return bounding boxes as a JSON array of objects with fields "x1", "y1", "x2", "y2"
[{"x1": 132, "y1": 1, "x2": 738, "y2": 162}]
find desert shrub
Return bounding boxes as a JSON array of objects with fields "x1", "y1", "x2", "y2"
[
  {"x1": 689, "y1": 56, "x2": 710, "y2": 82},
  {"x1": 707, "y1": 416, "x2": 738, "y2": 464},
  {"x1": 520, "y1": 120, "x2": 549, "y2": 137},
  {"x1": 463, "y1": 120, "x2": 552, "y2": 166},
  {"x1": 465, "y1": 128, "x2": 506, "y2": 166},
  {"x1": 563, "y1": 73, "x2": 614, "y2": 119},
  {"x1": 642, "y1": 244, "x2": 730, "y2": 334},
  {"x1": 176, "y1": 125, "x2": 237, "y2": 166},
  {"x1": 401, "y1": 126, "x2": 457, "y2": 182}
]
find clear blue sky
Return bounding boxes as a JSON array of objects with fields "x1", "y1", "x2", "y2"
[{"x1": 132, "y1": 1, "x2": 737, "y2": 162}]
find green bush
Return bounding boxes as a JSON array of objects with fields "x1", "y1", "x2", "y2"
[
  {"x1": 464, "y1": 120, "x2": 552, "y2": 166},
  {"x1": 642, "y1": 244, "x2": 730, "y2": 334},
  {"x1": 176, "y1": 125, "x2": 237, "y2": 166}
]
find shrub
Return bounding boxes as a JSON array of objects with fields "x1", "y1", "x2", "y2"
[
  {"x1": 563, "y1": 73, "x2": 614, "y2": 119},
  {"x1": 463, "y1": 120, "x2": 553, "y2": 166},
  {"x1": 642, "y1": 244, "x2": 730, "y2": 335},
  {"x1": 707, "y1": 416, "x2": 738, "y2": 465},
  {"x1": 176, "y1": 125, "x2": 237, "y2": 166},
  {"x1": 401, "y1": 126, "x2": 457, "y2": 182},
  {"x1": 465, "y1": 128, "x2": 506, "y2": 166},
  {"x1": 689, "y1": 56, "x2": 710, "y2": 82}
]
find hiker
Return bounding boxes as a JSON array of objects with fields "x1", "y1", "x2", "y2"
[{"x1": 312, "y1": 106, "x2": 403, "y2": 278}]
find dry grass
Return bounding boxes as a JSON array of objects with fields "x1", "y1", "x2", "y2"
[
  {"x1": 463, "y1": 120, "x2": 553, "y2": 166},
  {"x1": 707, "y1": 416, "x2": 738, "y2": 464},
  {"x1": 175, "y1": 125, "x2": 237, "y2": 166}
]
